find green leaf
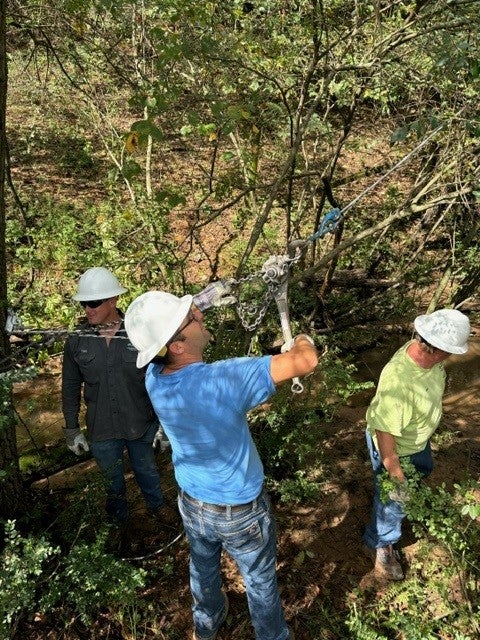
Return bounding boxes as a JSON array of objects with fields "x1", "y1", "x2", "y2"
[
  {"x1": 390, "y1": 126, "x2": 410, "y2": 144},
  {"x1": 154, "y1": 190, "x2": 186, "y2": 208},
  {"x1": 122, "y1": 160, "x2": 142, "y2": 180},
  {"x1": 130, "y1": 120, "x2": 163, "y2": 141},
  {"x1": 470, "y1": 60, "x2": 480, "y2": 78}
]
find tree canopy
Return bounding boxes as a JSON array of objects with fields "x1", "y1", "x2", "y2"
[{"x1": 3, "y1": 0, "x2": 479, "y2": 332}]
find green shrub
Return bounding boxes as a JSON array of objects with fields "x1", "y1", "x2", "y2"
[
  {"x1": 346, "y1": 476, "x2": 480, "y2": 639},
  {"x1": 0, "y1": 520, "x2": 59, "y2": 638},
  {"x1": 0, "y1": 521, "x2": 146, "y2": 637},
  {"x1": 248, "y1": 346, "x2": 373, "y2": 503},
  {"x1": 41, "y1": 527, "x2": 146, "y2": 624}
]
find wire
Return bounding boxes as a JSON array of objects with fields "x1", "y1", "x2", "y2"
[
  {"x1": 306, "y1": 124, "x2": 445, "y2": 245},
  {"x1": 120, "y1": 530, "x2": 185, "y2": 563},
  {"x1": 339, "y1": 124, "x2": 444, "y2": 217}
]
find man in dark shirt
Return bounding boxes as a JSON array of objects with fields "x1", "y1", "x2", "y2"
[{"x1": 62, "y1": 267, "x2": 235, "y2": 526}]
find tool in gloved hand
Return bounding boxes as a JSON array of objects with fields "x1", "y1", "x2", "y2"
[
  {"x1": 388, "y1": 481, "x2": 410, "y2": 504},
  {"x1": 262, "y1": 255, "x2": 304, "y2": 394}
]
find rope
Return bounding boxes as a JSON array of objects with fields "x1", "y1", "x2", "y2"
[
  {"x1": 11, "y1": 328, "x2": 130, "y2": 339},
  {"x1": 340, "y1": 124, "x2": 443, "y2": 217}
]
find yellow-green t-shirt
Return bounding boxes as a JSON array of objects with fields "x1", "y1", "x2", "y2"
[{"x1": 366, "y1": 341, "x2": 446, "y2": 457}]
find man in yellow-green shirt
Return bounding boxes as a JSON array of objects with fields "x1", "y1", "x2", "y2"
[{"x1": 363, "y1": 309, "x2": 470, "y2": 580}]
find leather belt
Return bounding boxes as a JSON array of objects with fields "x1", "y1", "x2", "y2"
[{"x1": 181, "y1": 489, "x2": 262, "y2": 513}]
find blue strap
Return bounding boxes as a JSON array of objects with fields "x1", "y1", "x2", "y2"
[{"x1": 307, "y1": 208, "x2": 342, "y2": 243}]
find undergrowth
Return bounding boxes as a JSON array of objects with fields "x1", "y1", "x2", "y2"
[
  {"x1": 4, "y1": 319, "x2": 480, "y2": 639},
  {"x1": 344, "y1": 474, "x2": 480, "y2": 640}
]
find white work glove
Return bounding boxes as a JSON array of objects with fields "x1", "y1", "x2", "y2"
[
  {"x1": 281, "y1": 334, "x2": 315, "y2": 353},
  {"x1": 152, "y1": 424, "x2": 171, "y2": 452},
  {"x1": 193, "y1": 279, "x2": 237, "y2": 311},
  {"x1": 388, "y1": 481, "x2": 410, "y2": 504},
  {"x1": 5, "y1": 308, "x2": 23, "y2": 333},
  {"x1": 65, "y1": 429, "x2": 90, "y2": 456}
]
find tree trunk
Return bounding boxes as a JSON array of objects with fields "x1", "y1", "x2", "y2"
[{"x1": 0, "y1": 0, "x2": 24, "y2": 519}]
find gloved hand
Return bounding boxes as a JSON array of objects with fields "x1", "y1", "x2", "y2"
[
  {"x1": 388, "y1": 481, "x2": 410, "y2": 504},
  {"x1": 281, "y1": 334, "x2": 315, "y2": 353},
  {"x1": 65, "y1": 429, "x2": 90, "y2": 456},
  {"x1": 193, "y1": 279, "x2": 237, "y2": 311},
  {"x1": 152, "y1": 424, "x2": 171, "y2": 452}
]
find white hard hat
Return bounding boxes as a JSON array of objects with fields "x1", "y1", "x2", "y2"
[
  {"x1": 414, "y1": 308, "x2": 470, "y2": 355},
  {"x1": 73, "y1": 267, "x2": 127, "y2": 301},
  {"x1": 124, "y1": 291, "x2": 193, "y2": 368}
]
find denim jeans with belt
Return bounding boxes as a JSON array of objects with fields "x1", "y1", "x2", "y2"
[
  {"x1": 363, "y1": 429, "x2": 434, "y2": 549},
  {"x1": 178, "y1": 489, "x2": 290, "y2": 640},
  {"x1": 89, "y1": 421, "x2": 164, "y2": 523}
]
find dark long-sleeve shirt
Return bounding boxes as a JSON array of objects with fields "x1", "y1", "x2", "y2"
[{"x1": 61, "y1": 319, "x2": 156, "y2": 441}]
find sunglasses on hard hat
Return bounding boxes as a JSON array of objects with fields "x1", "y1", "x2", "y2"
[{"x1": 80, "y1": 299, "x2": 108, "y2": 309}]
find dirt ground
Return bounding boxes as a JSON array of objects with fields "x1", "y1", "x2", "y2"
[{"x1": 13, "y1": 335, "x2": 480, "y2": 640}]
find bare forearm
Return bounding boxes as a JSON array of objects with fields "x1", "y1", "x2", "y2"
[
  {"x1": 270, "y1": 334, "x2": 318, "y2": 383},
  {"x1": 289, "y1": 335, "x2": 319, "y2": 375},
  {"x1": 381, "y1": 453, "x2": 405, "y2": 482},
  {"x1": 376, "y1": 430, "x2": 406, "y2": 482}
]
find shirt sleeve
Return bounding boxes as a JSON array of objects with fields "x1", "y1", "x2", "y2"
[
  {"x1": 232, "y1": 356, "x2": 276, "y2": 413},
  {"x1": 61, "y1": 338, "x2": 82, "y2": 430}
]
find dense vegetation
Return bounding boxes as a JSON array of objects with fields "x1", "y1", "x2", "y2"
[{"x1": 1, "y1": 1, "x2": 479, "y2": 638}]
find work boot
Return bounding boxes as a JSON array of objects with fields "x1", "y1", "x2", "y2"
[
  {"x1": 192, "y1": 592, "x2": 229, "y2": 640},
  {"x1": 372, "y1": 544, "x2": 404, "y2": 580}
]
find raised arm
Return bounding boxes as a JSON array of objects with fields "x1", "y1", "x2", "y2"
[{"x1": 270, "y1": 334, "x2": 318, "y2": 385}]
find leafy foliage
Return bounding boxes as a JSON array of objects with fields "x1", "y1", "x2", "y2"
[
  {"x1": 5, "y1": 0, "x2": 480, "y2": 333},
  {"x1": 249, "y1": 351, "x2": 372, "y2": 502},
  {"x1": 0, "y1": 520, "x2": 146, "y2": 637},
  {"x1": 3, "y1": 1, "x2": 480, "y2": 638},
  {"x1": 0, "y1": 521, "x2": 59, "y2": 638},
  {"x1": 40, "y1": 527, "x2": 147, "y2": 624},
  {"x1": 347, "y1": 475, "x2": 480, "y2": 639}
]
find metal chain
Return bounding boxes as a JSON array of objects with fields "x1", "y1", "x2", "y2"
[
  {"x1": 235, "y1": 285, "x2": 275, "y2": 332},
  {"x1": 231, "y1": 252, "x2": 302, "y2": 332}
]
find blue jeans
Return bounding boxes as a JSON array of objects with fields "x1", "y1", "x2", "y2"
[
  {"x1": 178, "y1": 488, "x2": 290, "y2": 640},
  {"x1": 363, "y1": 429, "x2": 433, "y2": 548},
  {"x1": 89, "y1": 421, "x2": 164, "y2": 523}
]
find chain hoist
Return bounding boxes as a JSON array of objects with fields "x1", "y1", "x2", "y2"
[{"x1": 261, "y1": 253, "x2": 304, "y2": 393}]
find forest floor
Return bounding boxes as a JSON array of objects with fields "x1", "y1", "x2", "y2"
[{"x1": 13, "y1": 334, "x2": 480, "y2": 640}]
